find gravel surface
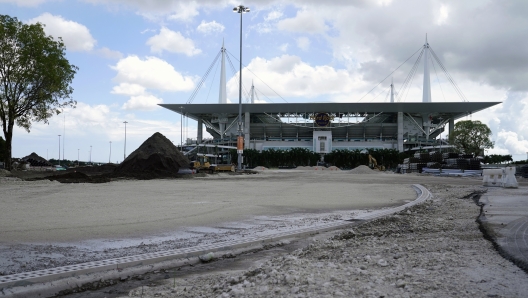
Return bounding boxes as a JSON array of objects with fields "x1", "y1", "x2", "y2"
[
  {"x1": 113, "y1": 183, "x2": 528, "y2": 298},
  {"x1": 2, "y1": 171, "x2": 527, "y2": 297}
]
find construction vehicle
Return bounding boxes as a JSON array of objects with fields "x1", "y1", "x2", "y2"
[
  {"x1": 368, "y1": 154, "x2": 385, "y2": 171},
  {"x1": 189, "y1": 156, "x2": 234, "y2": 173}
]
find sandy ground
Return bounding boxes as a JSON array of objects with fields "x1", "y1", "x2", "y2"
[
  {"x1": 0, "y1": 171, "x2": 417, "y2": 243},
  {"x1": 0, "y1": 170, "x2": 423, "y2": 276},
  {"x1": 1, "y1": 170, "x2": 527, "y2": 297}
]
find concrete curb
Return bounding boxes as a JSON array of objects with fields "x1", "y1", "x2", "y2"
[{"x1": 0, "y1": 184, "x2": 431, "y2": 297}]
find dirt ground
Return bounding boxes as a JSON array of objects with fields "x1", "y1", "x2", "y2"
[{"x1": 1, "y1": 170, "x2": 527, "y2": 297}]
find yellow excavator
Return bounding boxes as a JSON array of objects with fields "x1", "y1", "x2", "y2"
[
  {"x1": 368, "y1": 154, "x2": 385, "y2": 171},
  {"x1": 190, "y1": 156, "x2": 235, "y2": 173}
]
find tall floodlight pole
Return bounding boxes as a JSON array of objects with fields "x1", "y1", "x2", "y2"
[
  {"x1": 123, "y1": 121, "x2": 128, "y2": 160},
  {"x1": 109, "y1": 141, "x2": 112, "y2": 163},
  {"x1": 233, "y1": 5, "x2": 250, "y2": 171},
  {"x1": 58, "y1": 135, "x2": 61, "y2": 166}
]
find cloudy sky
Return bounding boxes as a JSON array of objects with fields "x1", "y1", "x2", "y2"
[{"x1": 2, "y1": 0, "x2": 527, "y2": 162}]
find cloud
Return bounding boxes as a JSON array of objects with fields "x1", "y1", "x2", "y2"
[
  {"x1": 279, "y1": 43, "x2": 289, "y2": 52},
  {"x1": 476, "y1": 91, "x2": 528, "y2": 156},
  {"x1": 122, "y1": 94, "x2": 163, "y2": 111},
  {"x1": 227, "y1": 55, "x2": 359, "y2": 99},
  {"x1": 146, "y1": 27, "x2": 201, "y2": 56},
  {"x1": 112, "y1": 55, "x2": 195, "y2": 92},
  {"x1": 196, "y1": 20, "x2": 224, "y2": 35},
  {"x1": 325, "y1": 0, "x2": 528, "y2": 92},
  {"x1": 0, "y1": 0, "x2": 47, "y2": 7},
  {"x1": 296, "y1": 37, "x2": 310, "y2": 51},
  {"x1": 111, "y1": 83, "x2": 147, "y2": 96},
  {"x1": 264, "y1": 10, "x2": 283, "y2": 21},
  {"x1": 167, "y1": 2, "x2": 199, "y2": 22},
  {"x1": 27, "y1": 13, "x2": 97, "y2": 52},
  {"x1": 277, "y1": 9, "x2": 328, "y2": 34},
  {"x1": 97, "y1": 47, "x2": 123, "y2": 59},
  {"x1": 84, "y1": 0, "x2": 201, "y2": 22}
]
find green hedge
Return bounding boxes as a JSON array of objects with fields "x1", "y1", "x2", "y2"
[{"x1": 231, "y1": 147, "x2": 404, "y2": 169}]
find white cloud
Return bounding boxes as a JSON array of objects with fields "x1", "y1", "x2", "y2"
[
  {"x1": 296, "y1": 37, "x2": 310, "y2": 51},
  {"x1": 111, "y1": 83, "x2": 146, "y2": 96},
  {"x1": 122, "y1": 94, "x2": 163, "y2": 111},
  {"x1": 112, "y1": 55, "x2": 195, "y2": 92},
  {"x1": 146, "y1": 27, "x2": 201, "y2": 56},
  {"x1": 279, "y1": 43, "x2": 289, "y2": 52},
  {"x1": 496, "y1": 131, "x2": 528, "y2": 154},
  {"x1": 167, "y1": 2, "x2": 199, "y2": 22},
  {"x1": 0, "y1": 0, "x2": 47, "y2": 7},
  {"x1": 227, "y1": 55, "x2": 359, "y2": 99},
  {"x1": 27, "y1": 13, "x2": 97, "y2": 52},
  {"x1": 97, "y1": 47, "x2": 123, "y2": 59},
  {"x1": 85, "y1": 0, "x2": 200, "y2": 22},
  {"x1": 277, "y1": 9, "x2": 327, "y2": 34},
  {"x1": 265, "y1": 10, "x2": 283, "y2": 21},
  {"x1": 196, "y1": 20, "x2": 224, "y2": 35}
]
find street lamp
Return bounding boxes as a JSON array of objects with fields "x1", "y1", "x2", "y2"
[
  {"x1": 89, "y1": 145, "x2": 92, "y2": 165},
  {"x1": 123, "y1": 121, "x2": 128, "y2": 160},
  {"x1": 109, "y1": 141, "x2": 112, "y2": 163},
  {"x1": 58, "y1": 135, "x2": 61, "y2": 166},
  {"x1": 77, "y1": 149, "x2": 79, "y2": 166},
  {"x1": 233, "y1": 4, "x2": 250, "y2": 171}
]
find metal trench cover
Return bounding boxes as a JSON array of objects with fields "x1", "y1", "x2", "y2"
[{"x1": 0, "y1": 184, "x2": 431, "y2": 291}]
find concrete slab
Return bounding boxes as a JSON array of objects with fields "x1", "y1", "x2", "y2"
[{"x1": 479, "y1": 186, "x2": 528, "y2": 271}]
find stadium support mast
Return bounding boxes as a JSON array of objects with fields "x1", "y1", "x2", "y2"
[{"x1": 422, "y1": 35, "x2": 431, "y2": 103}]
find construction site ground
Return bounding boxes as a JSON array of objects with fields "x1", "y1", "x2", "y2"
[{"x1": 1, "y1": 169, "x2": 527, "y2": 297}]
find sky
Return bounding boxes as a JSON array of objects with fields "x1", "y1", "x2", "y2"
[{"x1": 2, "y1": 0, "x2": 528, "y2": 163}]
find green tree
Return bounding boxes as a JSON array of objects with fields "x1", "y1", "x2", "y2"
[
  {"x1": 449, "y1": 120, "x2": 493, "y2": 157},
  {"x1": 0, "y1": 15, "x2": 77, "y2": 170}
]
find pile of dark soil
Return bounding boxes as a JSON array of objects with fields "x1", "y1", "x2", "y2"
[
  {"x1": 44, "y1": 172, "x2": 111, "y2": 183},
  {"x1": 70, "y1": 164, "x2": 117, "y2": 174},
  {"x1": 21, "y1": 152, "x2": 52, "y2": 167},
  {"x1": 112, "y1": 132, "x2": 190, "y2": 180}
]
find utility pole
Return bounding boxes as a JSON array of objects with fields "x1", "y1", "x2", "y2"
[
  {"x1": 58, "y1": 135, "x2": 61, "y2": 166},
  {"x1": 109, "y1": 141, "x2": 112, "y2": 163},
  {"x1": 123, "y1": 121, "x2": 128, "y2": 160}
]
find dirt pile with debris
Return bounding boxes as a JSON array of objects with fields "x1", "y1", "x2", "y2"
[
  {"x1": 21, "y1": 152, "x2": 52, "y2": 167},
  {"x1": 46, "y1": 172, "x2": 111, "y2": 184},
  {"x1": 112, "y1": 132, "x2": 190, "y2": 180},
  {"x1": 349, "y1": 165, "x2": 382, "y2": 174}
]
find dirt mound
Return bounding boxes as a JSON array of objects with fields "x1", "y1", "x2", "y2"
[
  {"x1": 21, "y1": 152, "x2": 52, "y2": 167},
  {"x1": 113, "y1": 132, "x2": 190, "y2": 179},
  {"x1": 349, "y1": 165, "x2": 382, "y2": 174},
  {"x1": 71, "y1": 164, "x2": 117, "y2": 174},
  {"x1": 46, "y1": 172, "x2": 111, "y2": 183}
]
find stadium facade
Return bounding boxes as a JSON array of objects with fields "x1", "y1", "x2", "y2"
[{"x1": 160, "y1": 40, "x2": 500, "y2": 156}]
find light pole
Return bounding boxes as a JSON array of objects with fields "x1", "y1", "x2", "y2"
[
  {"x1": 179, "y1": 106, "x2": 184, "y2": 151},
  {"x1": 123, "y1": 121, "x2": 128, "y2": 160},
  {"x1": 58, "y1": 135, "x2": 61, "y2": 166},
  {"x1": 109, "y1": 141, "x2": 112, "y2": 163},
  {"x1": 89, "y1": 145, "x2": 92, "y2": 165},
  {"x1": 77, "y1": 149, "x2": 79, "y2": 166},
  {"x1": 233, "y1": 4, "x2": 250, "y2": 171}
]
